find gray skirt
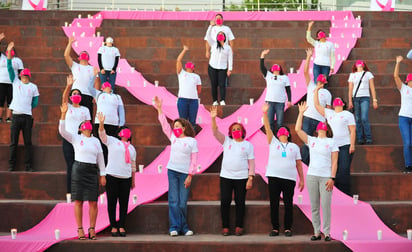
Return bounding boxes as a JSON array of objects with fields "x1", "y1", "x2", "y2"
[{"x1": 71, "y1": 161, "x2": 99, "y2": 201}]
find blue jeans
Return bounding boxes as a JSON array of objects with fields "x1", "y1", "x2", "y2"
[
  {"x1": 313, "y1": 63, "x2": 330, "y2": 84},
  {"x1": 301, "y1": 116, "x2": 321, "y2": 166},
  {"x1": 353, "y1": 97, "x2": 372, "y2": 142},
  {"x1": 99, "y1": 72, "x2": 117, "y2": 91},
  {"x1": 168, "y1": 169, "x2": 191, "y2": 233},
  {"x1": 335, "y1": 144, "x2": 353, "y2": 196},
  {"x1": 267, "y1": 101, "x2": 285, "y2": 134},
  {"x1": 177, "y1": 98, "x2": 199, "y2": 128},
  {"x1": 399, "y1": 116, "x2": 412, "y2": 167}
]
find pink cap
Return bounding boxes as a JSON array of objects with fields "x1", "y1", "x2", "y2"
[
  {"x1": 406, "y1": 73, "x2": 412, "y2": 83},
  {"x1": 276, "y1": 127, "x2": 289, "y2": 138},
  {"x1": 317, "y1": 31, "x2": 326, "y2": 39},
  {"x1": 19, "y1": 68, "x2": 31, "y2": 77},
  {"x1": 185, "y1": 62, "x2": 195, "y2": 70},
  {"x1": 119, "y1": 128, "x2": 132, "y2": 139},
  {"x1": 101, "y1": 82, "x2": 112, "y2": 90},
  {"x1": 316, "y1": 122, "x2": 328, "y2": 132},
  {"x1": 316, "y1": 74, "x2": 327, "y2": 83},
  {"x1": 355, "y1": 60, "x2": 364, "y2": 67},
  {"x1": 333, "y1": 98, "x2": 344, "y2": 107},
  {"x1": 5, "y1": 50, "x2": 15, "y2": 57},
  {"x1": 217, "y1": 33, "x2": 225, "y2": 42},
  {"x1": 81, "y1": 121, "x2": 93, "y2": 131},
  {"x1": 271, "y1": 64, "x2": 281, "y2": 72},
  {"x1": 78, "y1": 52, "x2": 89, "y2": 61}
]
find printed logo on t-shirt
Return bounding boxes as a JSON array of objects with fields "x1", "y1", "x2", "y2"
[
  {"x1": 228, "y1": 145, "x2": 232, "y2": 150},
  {"x1": 80, "y1": 140, "x2": 84, "y2": 146},
  {"x1": 311, "y1": 142, "x2": 315, "y2": 148},
  {"x1": 94, "y1": 143, "x2": 99, "y2": 150},
  {"x1": 325, "y1": 144, "x2": 330, "y2": 149}
]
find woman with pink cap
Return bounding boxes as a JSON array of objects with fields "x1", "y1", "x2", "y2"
[
  {"x1": 260, "y1": 49, "x2": 292, "y2": 134},
  {"x1": 295, "y1": 101, "x2": 338, "y2": 242},
  {"x1": 394, "y1": 56, "x2": 412, "y2": 172},
  {"x1": 176, "y1": 45, "x2": 201, "y2": 128},
  {"x1": 210, "y1": 106, "x2": 255, "y2": 236},
  {"x1": 314, "y1": 86, "x2": 356, "y2": 196},
  {"x1": 306, "y1": 21, "x2": 336, "y2": 84},
  {"x1": 61, "y1": 74, "x2": 91, "y2": 194},
  {"x1": 97, "y1": 36, "x2": 120, "y2": 92},
  {"x1": 97, "y1": 112, "x2": 136, "y2": 237},
  {"x1": 262, "y1": 103, "x2": 304, "y2": 237},
  {"x1": 348, "y1": 60, "x2": 378, "y2": 144},
  {"x1": 59, "y1": 103, "x2": 106, "y2": 240}
]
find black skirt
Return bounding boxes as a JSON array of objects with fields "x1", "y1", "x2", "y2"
[{"x1": 71, "y1": 161, "x2": 99, "y2": 201}]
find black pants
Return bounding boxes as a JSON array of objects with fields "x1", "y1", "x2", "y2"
[
  {"x1": 335, "y1": 144, "x2": 354, "y2": 196},
  {"x1": 208, "y1": 65, "x2": 227, "y2": 102},
  {"x1": 268, "y1": 176, "x2": 296, "y2": 231},
  {"x1": 62, "y1": 139, "x2": 75, "y2": 193},
  {"x1": 9, "y1": 114, "x2": 33, "y2": 169},
  {"x1": 93, "y1": 124, "x2": 119, "y2": 165},
  {"x1": 106, "y1": 174, "x2": 132, "y2": 229},
  {"x1": 80, "y1": 94, "x2": 94, "y2": 120},
  {"x1": 220, "y1": 177, "x2": 247, "y2": 229}
]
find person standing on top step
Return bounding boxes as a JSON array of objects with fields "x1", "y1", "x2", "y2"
[
  {"x1": 6, "y1": 42, "x2": 39, "y2": 172},
  {"x1": 306, "y1": 21, "x2": 335, "y2": 85},
  {"x1": 97, "y1": 36, "x2": 120, "y2": 92},
  {"x1": 260, "y1": 49, "x2": 292, "y2": 134},
  {"x1": 394, "y1": 56, "x2": 412, "y2": 173},
  {"x1": 204, "y1": 13, "x2": 235, "y2": 59},
  {"x1": 210, "y1": 106, "x2": 255, "y2": 236},
  {"x1": 153, "y1": 96, "x2": 198, "y2": 237},
  {"x1": 347, "y1": 60, "x2": 378, "y2": 145},
  {"x1": 64, "y1": 36, "x2": 95, "y2": 119},
  {"x1": 0, "y1": 33, "x2": 24, "y2": 123},
  {"x1": 176, "y1": 45, "x2": 201, "y2": 129}
]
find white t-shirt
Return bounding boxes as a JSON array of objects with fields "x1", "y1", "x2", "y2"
[
  {"x1": 71, "y1": 62, "x2": 94, "y2": 96},
  {"x1": 265, "y1": 138, "x2": 301, "y2": 181},
  {"x1": 65, "y1": 104, "x2": 91, "y2": 135},
  {"x1": 306, "y1": 136, "x2": 339, "y2": 177},
  {"x1": 220, "y1": 136, "x2": 255, "y2": 180},
  {"x1": 97, "y1": 46, "x2": 120, "y2": 70},
  {"x1": 324, "y1": 109, "x2": 355, "y2": 147},
  {"x1": 10, "y1": 80, "x2": 39, "y2": 115},
  {"x1": 204, "y1": 25, "x2": 235, "y2": 45},
  {"x1": 167, "y1": 134, "x2": 198, "y2": 174},
  {"x1": 265, "y1": 73, "x2": 290, "y2": 103},
  {"x1": 303, "y1": 81, "x2": 332, "y2": 122},
  {"x1": 208, "y1": 44, "x2": 233, "y2": 71},
  {"x1": 105, "y1": 136, "x2": 136, "y2": 178},
  {"x1": 94, "y1": 91, "x2": 124, "y2": 126},
  {"x1": 313, "y1": 40, "x2": 335, "y2": 67},
  {"x1": 0, "y1": 54, "x2": 24, "y2": 84},
  {"x1": 399, "y1": 85, "x2": 412, "y2": 118},
  {"x1": 177, "y1": 69, "x2": 201, "y2": 99},
  {"x1": 348, "y1": 71, "x2": 374, "y2": 97}
]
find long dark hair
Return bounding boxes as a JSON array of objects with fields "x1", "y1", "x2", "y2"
[{"x1": 216, "y1": 32, "x2": 226, "y2": 50}]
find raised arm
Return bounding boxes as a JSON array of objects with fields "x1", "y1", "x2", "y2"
[
  {"x1": 205, "y1": 24, "x2": 214, "y2": 46},
  {"x1": 97, "y1": 112, "x2": 108, "y2": 144},
  {"x1": 176, "y1": 45, "x2": 189, "y2": 74},
  {"x1": 210, "y1": 106, "x2": 225, "y2": 144},
  {"x1": 64, "y1": 36, "x2": 75, "y2": 68},
  {"x1": 62, "y1": 75, "x2": 74, "y2": 104},
  {"x1": 394, "y1": 56, "x2": 403, "y2": 90},
  {"x1": 260, "y1": 49, "x2": 269, "y2": 77},
  {"x1": 262, "y1": 102, "x2": 273, "y2": 144},
  {"x1": 295, "y1": 102, "x2": 308, "y2": 144},
  {"x1": 58, "y1": 102, "x2": 73, "y2": 143},
  {"x1": 313, "y1": 83, "x2": 325, "y2": 117},
  {"x1": 304, "y1": 48, "x2": 313, "y2": 86},
  {"x1": 154, "y1": 96, "x2": 172, "y2": 138},
  {"x1": 6, "y1": 42, "x2": 16, "y2": 82},
  {"x1": 306, "y1": 21, "x2": 316, "y2": 46}
]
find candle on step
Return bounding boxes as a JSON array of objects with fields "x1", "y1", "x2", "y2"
[
  {"x1": 11, "y1": 229, "x2": 17, "y2": 240},
  {"x1": 157, "y1": 165, "x2": 162, "y2": 174},
  {"x1": 197, "y1": 165, "x2": 201, "y2": 173},
  {"x1": 55, "y1": 229, "x2": 60, "y2": 240},
  {"x1": 237, "y1": 116, "x2": 242, "y2": 123},
  {"x1": 154, "y1": 80, "x2": 159, "y2": 87},
  {"x1": 133, "y1": 195, "x2": 138, "y2": 204},
  {"x1": 342, "y1": 230, "x2": 348, "y2": 240},
  {"x1": 139, "y1": 165, "x2": 144, "y2": 173},
  {"x1": 64, "y1": 22, "x2": 68, "y2": 27},
  {"x1": 78, "y1": 14, "x2": 81, "y2": 19},
  {"x1": 100, "y1": 194, "x2": 105, "y2": 204}
]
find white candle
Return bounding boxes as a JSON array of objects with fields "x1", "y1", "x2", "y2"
[
  {"x1": 139, "y1": 165, "x2": 144, "y2": 173},
  {"x1": 55, "y1": 229, "x2": 60, "y2": 240}
]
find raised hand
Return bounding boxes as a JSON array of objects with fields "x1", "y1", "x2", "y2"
[
  {"x1": 260, "y1": 49, "x2": 270, "y2": 58},
  {"x1": 66, "y1": 75, "x2": 74, "y2": 86},
  {"x1": 210, "y1": 105, "x2": 218, "y2": 118},
  {"x1": 298, "y1": 101, "x2": 308, "y2": 114},
  {"x1": 0, "y1": 33, "x2": 5, "y2": 41},
  {"x1": 7, "y1": 41, "x2": 14, "y2": 52},
  {"x1": 396, "y1": 55, "x2": 403, "y2": 63},
  {"x1": 306, "y1": 48, "x2": 313, "y2": 57},
  {"x1": 68, "y1": 36, "x2": 76, "y2": 44},
  {"x1": 60, "y1": 102, "x2": 68, "y2": 113},
  {"x1": 97, "y1": 112, "x2": 105, "y2": 124},
  {"x1": 183, "y1": 45, "x2": 189, "y2": 51},
  {"x1": 308, "y1": 21, "x2": 314, "y2": 29},
  {"x1": 154, "y1": 96, "x2": 162, "y2": 110}
]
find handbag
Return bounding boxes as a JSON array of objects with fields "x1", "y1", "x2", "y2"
[{"x1": 350, "y1": 71, "x2": 367, "y2": 113}]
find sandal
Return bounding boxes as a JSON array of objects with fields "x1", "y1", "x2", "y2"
[
  {"x1": 111, "y1": 227, "x2": 119, "y2": 237},
  {"x1": 269, "y1": 230, "x2": 279, "y2": 236},
  {"x1": 88, "y1": 227, "x2": 97, "y2": 240},
  {"x1": 77, "y1": 227, "x2": 86, "y2": 240}
]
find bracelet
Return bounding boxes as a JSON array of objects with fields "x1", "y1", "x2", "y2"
[
  {"x1": 330, "y1": 177, "x2": 335, "y2": 181},
  {"x1": 263, "y1": 111, "x2": 268, "y2": 114},
  {"x1": 248, "y1": 176, "x2": 254, "y2": 180},
  {"x1": 373, "y1": 99, "x2": 378, "y2": 102},
  {"x1": 188, "y1": 174, "x2": 193, "y2": 178}
]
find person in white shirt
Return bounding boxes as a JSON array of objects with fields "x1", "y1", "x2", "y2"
[
  {"x1": 210, "y1": 106, "x2": 255, "y2": 236},
  {"x1": 204, "y1": 13, "x2": 235, "y2": 59},
  {"x1": 0, "y1": 33, "x2": 24, "y2": 123},
  {"x1": 301, "y1": 48, "x2": 332, "y2": 166},
  {"x1": 59, "y1": 103, "x2": 106, "y2": 240},
  {"x1": 97, "y1": 37, "x2": 120, "y2": 92},
  {"x1": 314, "y1": 86, "x2": 356, "y2": 196},
  {"x1": 176, "y1": 45, "x2": 201, "y2": 128},
  {"x1": 262, "y1": 103, "x2": 304, "y2": 237},
  {"x1": 394, "y1": 56, "x2": 412, "y2": 173},
  {"x1": 154, "y1": 96, "x2": 198, "y2": 237},
  {"x1": 6, "y1": 42, "x2": 39, "y2": 172},
  {"x1": 61, "y1": 75, "x2": 91, "y2": 193},
  {"x1": 260, "y1": 49, "x2": 292, "y2": 134},
  {"x1": 205, "y1": 28, "x2": 233, "y2": 106},
  {"x1": 306, "y1": 21, "x2": 336, "y2": 84},
  {"x1": 348, "y1": 60, "x2": 378, "y2": 145},
  {"x1": 64, "y1": 36, "x2": 95, "y2": 119},
  {"x1": 295, "y1": 101, "x2": 338, "y2": 242},
  {"x1": 97, "y1": 112, "x2": 136, "y2": 237}
]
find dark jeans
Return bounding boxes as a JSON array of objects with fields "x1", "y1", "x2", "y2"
[
  {"x1": 0, "y1": 83, "x2": 12, "y2": 107},
  {"x1": 208, "y1": 65, "x2": 227, "y2": 102},
  {"x1": 99, "y1": 71, "x2": 117, "y2": 92},
  {"x1": 301, "y1": 116, "x2": 321, "y2": 166},
  {"x1": 9, "y1": 114, "x2": 33, "y2": 170},
  {"x1": 268, "y1": 176, "x2": 296, "y2": 230},
  {"x1": 220, "y1": 177, "x2": 247, "y2": 229},
  {"x1": 177, "y1": 98, "x2": 199, "y2": 128},
  {"x1": 353, "y1": 97, "x2": 372, "y2": 143},
  {"x1": 62, "y1": 139, "x2": 75, "y2": 193},
  {"x1": 399, "y1": 116, "x2": 412, "y2": 167},
  {"x1": 168, "y1": 169, "x2": 191, "y2": 233},
  {"x1": 106, "y1": 174, "x2": 132, "y2": 229},
  {"x1": 335, "y1": 144, "x2": 354, "y2": 196},
  {"x1": 80, "y1": 94, "x2": 94, "y2": 120},
  {"x1": 312, "y1": 63, "x2": 330, "y2": 85},
  {"x1": 267, "y1": 101, "x2": 285, "y2": 134},
  {"x1": 93, "y1": 124, "x2": 119, "y2": 165}
]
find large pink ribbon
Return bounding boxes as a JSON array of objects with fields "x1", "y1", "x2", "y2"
[{"x1": 122, "y1": 141, "x2": 131, "y2": 164}]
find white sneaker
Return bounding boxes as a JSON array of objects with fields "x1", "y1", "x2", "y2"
[
  {"x1": 184, "y1": 230, "x2": 194, "y2": 236},
  {"x1": 169, "y1": 230, "x2": 178, "y2": 236},
  {"x1": 220, "y1": 100, "x2": 226, "y2": 106},
  {"x1": 212, "y1": 101, "x2": 219, "y2": 106}
]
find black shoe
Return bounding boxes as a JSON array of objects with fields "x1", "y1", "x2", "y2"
[
  {"x1": 119, "y1": 228, "x2": 126, "y2": 237},
  {"x1": 365, "y1": 140, "x2": 373, "y2": 145},
  {"x1": 357, "y1": 140, "x2": 365, "y2": 145},
  {"x1": 285, "y1": 230, "x2": 293, "y2": 237},
  {"x1": 25, "y1": 166, "x2": 33, "y2": 172},
  {"x1": 8, "y1": 166, "x2": 15, "y2": 172},
  {"x1": 310, "y1": 235, "x2": 321, "y2": 241},
  {"x1": 269, "y1": 230, "x2": 279, "y2": 236},
  {"x1": 111, "y1": 228, "x2": 119, "y2": 237},
  {"x1": 325, "y1": 235, "x2": 332, "y2": 241},
  {"x1": 6, "y1": 118, "x2": 11, "y2": 123}
]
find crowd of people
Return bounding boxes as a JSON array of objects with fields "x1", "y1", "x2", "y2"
[{"x1": 1, "y1": 12, "x2": 411, "y2": 241}]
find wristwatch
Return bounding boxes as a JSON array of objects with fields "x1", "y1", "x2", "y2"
[{"x1": 330, "y1": 177, "x2": 335, "y2": 181}]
